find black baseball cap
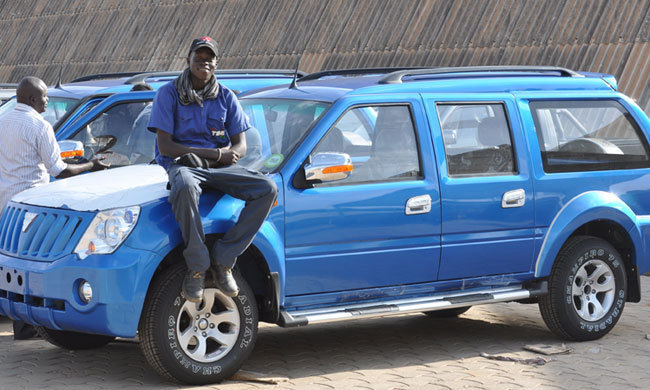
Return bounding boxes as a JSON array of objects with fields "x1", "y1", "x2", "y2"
[{"x1": 188, "y1": 36, "x2": 218, "y2": 57}]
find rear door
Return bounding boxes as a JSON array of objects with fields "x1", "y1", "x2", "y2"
[{"x1": 424, "y1": 94, "x2": 536, "y2": 280}]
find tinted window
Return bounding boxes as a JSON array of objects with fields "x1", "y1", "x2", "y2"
[
  {"x1": 0, "y1": 96, "x2": 79, "y2": 126},
  {"x1": 69, "y1": 101, "x2": 153, "y2": 166},
  {"x1": 438, "y1": 103, "x2": 516, "y2": 176},
  {"x1": 312, "y1": 104, "x2": 421, "y2": 184},
  {"x1": 530, "y1": 100, "x2": 650, "y2": 172}
]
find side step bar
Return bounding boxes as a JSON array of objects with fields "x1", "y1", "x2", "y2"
[{"x1": 279, "y1": 282, "x2": 547, "y2": 327}]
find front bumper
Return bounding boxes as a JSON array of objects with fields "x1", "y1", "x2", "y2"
[{"x1": 0, "y1": 246, "x2": 159, "y2": 338}]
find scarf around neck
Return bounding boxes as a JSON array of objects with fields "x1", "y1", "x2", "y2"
[{"x1": 174, "y1": 68, "x2": 219, "y2": 107}]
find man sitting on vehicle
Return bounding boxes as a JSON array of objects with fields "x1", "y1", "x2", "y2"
[{"x1": 147, "y1": 37, "x2": 277, "y2": 302}]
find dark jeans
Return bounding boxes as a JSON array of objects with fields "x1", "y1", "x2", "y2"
[{"x1": 168, "y1": 163, "x2": 277, "y2": 272}]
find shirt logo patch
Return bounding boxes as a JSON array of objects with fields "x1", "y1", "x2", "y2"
[{"x1": 211, "y1": 128, "x2": 227, "y2": 140}]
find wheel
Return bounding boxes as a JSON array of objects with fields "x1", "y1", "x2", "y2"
[
  {"x1": 539, "y1": 236, "x2": 627, "y2": 341},
  {"x1": 424, "y1": 306, "x2": 471, "y2": 318},
  {"x1": 139, "y1": 262, "x2": 258, "y2": 385},
  {"x1": 37, "y1": 327, "x2": 115, "y2": 350}
]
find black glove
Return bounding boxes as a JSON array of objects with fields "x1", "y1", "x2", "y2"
[{"x1": 175, "y1": 153, "x2": 209, "y2": 169}]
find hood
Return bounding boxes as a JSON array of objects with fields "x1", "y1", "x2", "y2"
[{"x1": 13, "y1": 164, "x2": 169, "y2": 211}]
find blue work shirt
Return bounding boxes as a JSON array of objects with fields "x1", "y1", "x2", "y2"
[{"x1": 148, "y1": 81, "x2": 250, "y2": 170}]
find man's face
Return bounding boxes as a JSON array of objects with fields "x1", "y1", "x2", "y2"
[
  {"x1": 33, "y1": 82, "x2": 48, "y2": 113},
  {"x1": 187, "y1": 47, "x2": 217, "y2": 84}
]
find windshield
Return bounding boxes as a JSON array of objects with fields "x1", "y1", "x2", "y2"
[
  {"x1": 239, "y1": 98, "x2": 330, "y2": 172},
  {"x1": 0, "y1": 96, "x2": 79, "y2": 126}
]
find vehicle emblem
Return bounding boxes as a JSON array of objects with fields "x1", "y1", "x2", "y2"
[{"x1": 22, "y1": 212, "x2": 38, "y2": 233}]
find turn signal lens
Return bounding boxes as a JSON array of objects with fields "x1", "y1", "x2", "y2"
[{"x1": 322, "y1": 164, "x2": 353, "y2": 174}]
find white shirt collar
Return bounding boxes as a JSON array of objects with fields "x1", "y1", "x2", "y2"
[{"x1": 15, "y1": 102, "x2": 39, "y2": 115}]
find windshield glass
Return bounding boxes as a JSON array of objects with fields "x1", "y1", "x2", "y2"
[
  {"x1": 0, "y1": 96, "x2": 79, "y2": 126},
  {"x1": 239, "y1": 98, "x2": 330, "y2": 172}
]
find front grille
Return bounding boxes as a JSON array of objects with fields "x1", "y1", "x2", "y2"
[{"x1": 0, "y1": 203, "x2": 93, "y2": 262}]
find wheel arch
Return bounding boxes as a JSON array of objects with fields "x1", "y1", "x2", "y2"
[
  {"x1": 534, "y1": 191, "x2": 642, "y2": 302},
  {"x1": 139, "y1": 219, "x2": 285, "y2": 327}
]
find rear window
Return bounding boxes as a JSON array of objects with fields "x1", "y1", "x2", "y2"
[{"x1": 530, "y1": 100, "x2": 650, "y2": 173}]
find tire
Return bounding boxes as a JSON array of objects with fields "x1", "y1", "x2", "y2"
[
  {"x1": 424, "y1": 306, "x2": 471, "y2": 318},
  {"x1": 37, "y1": 327, "x2": 115, "y2": 350},
  {"x1": 539, "y1": 236, "x2": 627, "y2": 341},
  {"x1": 139, "y1": 262, "x2": 258, "y2": 385}
]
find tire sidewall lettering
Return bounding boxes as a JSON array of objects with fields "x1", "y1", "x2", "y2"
[
  {"x1": 564, "y1": 245, "x2": 625, "y2": 333},
  {"x1": 165, "y1": 291, "x2": 255, "y2": 376}
]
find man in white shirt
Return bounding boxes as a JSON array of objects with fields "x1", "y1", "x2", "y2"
[{"x1": 0, "y1": 76, "x2": 108, "y2": 339}]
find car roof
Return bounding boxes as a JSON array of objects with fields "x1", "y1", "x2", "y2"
[
  {"x1": 47, "y1": 69, "x2": 303, "y2": 99},
  {"x1": 241, "y1": 66, "x2": 617, "y2": 103}
]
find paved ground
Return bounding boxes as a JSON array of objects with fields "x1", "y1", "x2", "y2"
[{"x1": 2, "y1": 277, "x2": 650, "y2": 390}]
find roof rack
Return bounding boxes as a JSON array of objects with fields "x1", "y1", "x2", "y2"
[
  {"x1": 298, "y1": 67, "x2": 425, "y2": 83},
  {"x1": 125, "y1": 69, "x2": 307, "y2": 85},
  {"x1": 71, "y1": 72, "x2": 151, "y2": 83},
  {"x1": 378, "y1": 66, "x2": 582, "y2": 84},
  {"x1": 213, "y1": 69, "x2": 307, "y2": 77},
  {"x1": 124, "y1": 71, "x2": 182, "y2": 84}
]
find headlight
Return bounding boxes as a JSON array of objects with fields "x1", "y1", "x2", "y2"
[{"x1": 74, "y1": 206, "x2": 140, "y2": 259}]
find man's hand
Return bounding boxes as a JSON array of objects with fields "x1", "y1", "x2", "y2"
[
  {"x1": 176, "y1": 152, "x2": 209, "y2": 168},
  {"x1": 218, "y1": 148, "x2": 240, "y2": 165},
  {"x1": 90, "y1": 156, "x2": 110, "y2": 171}
]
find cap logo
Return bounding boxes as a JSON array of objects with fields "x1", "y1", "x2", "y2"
[{"x1": 201, "y1": 36, "x2": 212, "y2": 43}]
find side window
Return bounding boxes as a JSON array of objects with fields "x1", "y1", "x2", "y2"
[
  {"x1": 530, "y1": 100, "x2": 650, "y2": 173},
  {"x1": 312, "y1": 104, "x2": 421, "y2": 184},
  {"x1": 70, "y1": 101, "x2": 154, "y2": 166},
  {"x1": 438, "y1": 103, "x2": 516, "y2": 176}
]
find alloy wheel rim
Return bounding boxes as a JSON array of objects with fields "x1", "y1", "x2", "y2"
[
  {"x1": 176, "y1": 288, "x2": 241, "y2": 363},
  {"x1": 571, "y1": 259, "x2": 615, "y2": 322}
]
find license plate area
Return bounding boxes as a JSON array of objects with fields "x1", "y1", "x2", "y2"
[{"x1": 0, "y1": 266, "x2": 27, "y2": 295}]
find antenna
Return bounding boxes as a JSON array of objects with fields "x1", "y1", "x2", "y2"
[
  {"x1": 289, "y1": 55, "x2": 302, "y2": 89},
  {"x1": 55, "y1": 64, "x2": 64, "y2": 89}
]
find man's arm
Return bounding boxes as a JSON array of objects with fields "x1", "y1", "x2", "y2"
[
  {"x1": 220, "y1": 132, "x2": 247, "y2": 165},
  {"x1": 156, "y1": 129, "x2": 246, "y2": 166},
  {"x1": 56, "y1": 158, "x2": 109, "y2": 179}
]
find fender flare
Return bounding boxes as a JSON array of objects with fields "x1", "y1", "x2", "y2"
[{"x1": 534, "y1": 191, "x2": 643, "y2": 278}]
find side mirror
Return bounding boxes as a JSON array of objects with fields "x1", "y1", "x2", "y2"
[
  {"x1": 304, "y1": 152, "x2": 353, "y2": 182},
  {"x1": 59, "y1": 140, "x2": 84, "y2": 160}
]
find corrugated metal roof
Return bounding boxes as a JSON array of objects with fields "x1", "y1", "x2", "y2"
[{"x1": 0, "y1": 0, "x2": 648, "y2": 111}]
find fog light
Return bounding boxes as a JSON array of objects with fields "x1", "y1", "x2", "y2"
[{"x1": 79, "y1": 280, "x2": 93, "y2": 303}]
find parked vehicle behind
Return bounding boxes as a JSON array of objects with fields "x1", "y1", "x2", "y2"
[
  {"x1": 54, "y1": 70, "x2": 304, "y2": 166},
  {"x1": 0, "y1": 83, "x2": 16, "y2": 105},
  {"x1": 1, "y1": 66, "x2": 650, "y2": 385}
]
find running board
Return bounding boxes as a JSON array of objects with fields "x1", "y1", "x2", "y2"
[{"x1": 279, "y1": 282, "x2": 547, "y2": 328}]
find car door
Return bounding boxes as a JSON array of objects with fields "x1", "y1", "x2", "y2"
[
  {"x1": 56, "y1": 91, "x2": 157, "y2": 167},
  {"x1": 424, "y1": 95, "x2": 536, "y2": 280},
  {"x1": 53, "y1": 93, "x2": 113, "y2": 134},
  {"x1": 283, "y1": 96, "x2": 441, "y2": 296}
]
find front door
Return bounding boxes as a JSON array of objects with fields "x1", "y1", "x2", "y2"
[{"x1": 283, "y1": 98, "x2": 441, "y2": 296}]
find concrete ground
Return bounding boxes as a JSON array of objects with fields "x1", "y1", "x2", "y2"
[{"x1": 2, "y1": 276, "x2": 649, "y2": 390}]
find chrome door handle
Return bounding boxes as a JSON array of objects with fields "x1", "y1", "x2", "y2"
[
  {"x1": 405, "y1": 194, "x2": 432, "y2": 215},
  {"x1": 502, "y1": 189, "x2": 525, "y2": 208}
]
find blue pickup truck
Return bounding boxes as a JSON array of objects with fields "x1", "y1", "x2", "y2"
[{"x1": 1, "y1": 66, "x2": 650, "y2": 384}]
